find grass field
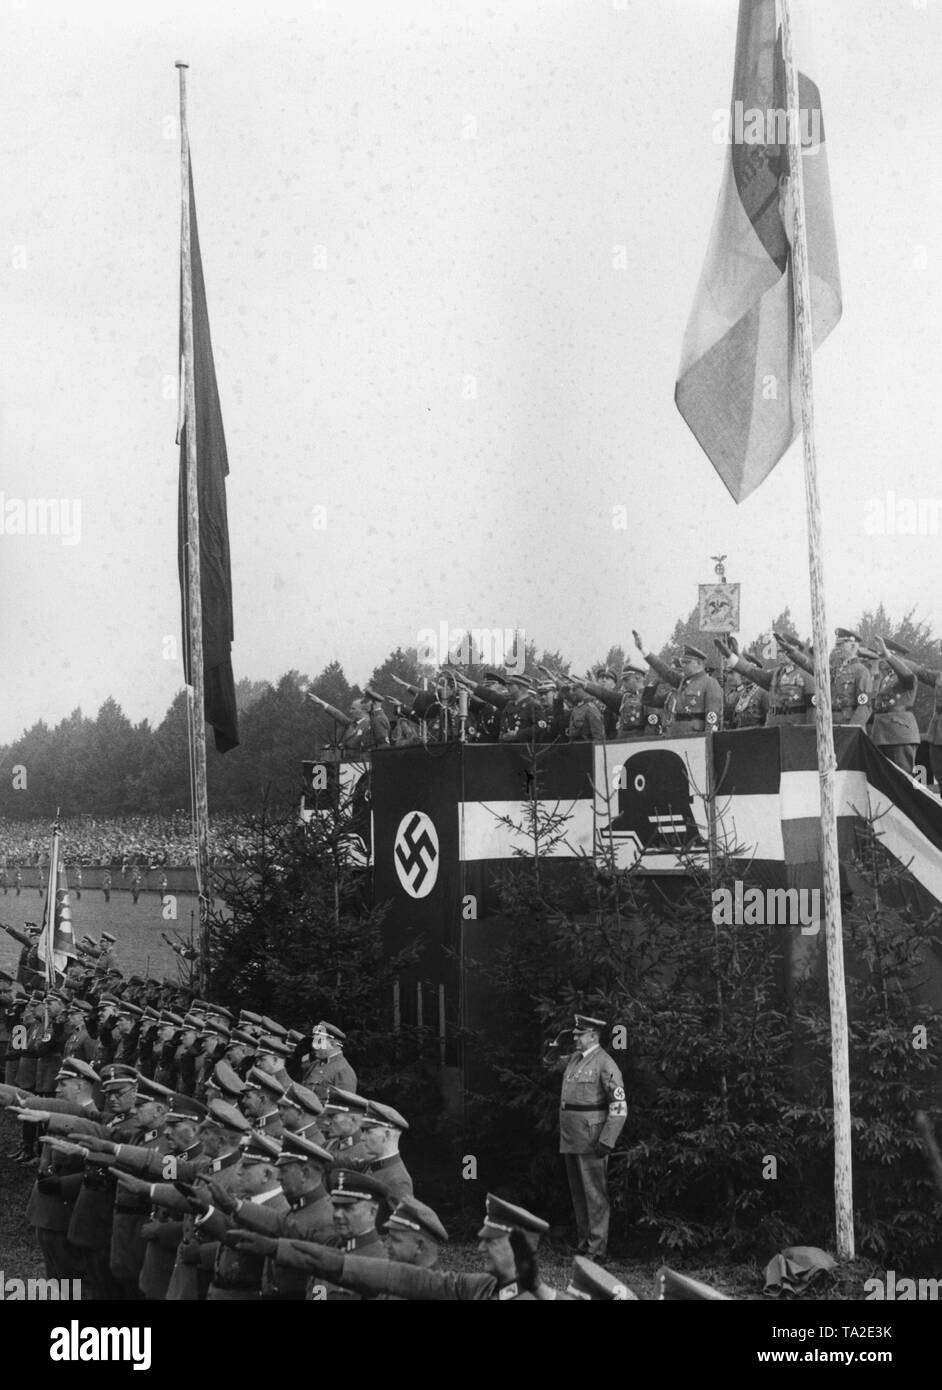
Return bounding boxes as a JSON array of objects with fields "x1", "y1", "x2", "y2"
[{"x1": 0, "y1": 888, "x2": 204, "y2": 983}]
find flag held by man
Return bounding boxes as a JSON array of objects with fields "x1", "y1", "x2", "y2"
[{"x1": 675, "y1": 0, "x2": 841, "y2": 503}]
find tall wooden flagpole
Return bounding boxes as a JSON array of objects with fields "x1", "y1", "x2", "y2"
[
  {"x1": 780, "y1": 0, "x2": 854, "y2": 1259},
  {"x1": 176, "y1": 61, "x2": 211, "y2": 997}
]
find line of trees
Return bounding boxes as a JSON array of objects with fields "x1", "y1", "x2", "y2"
[{"x1": 1, "y1": 605, "x2": 937, "y2": 820}]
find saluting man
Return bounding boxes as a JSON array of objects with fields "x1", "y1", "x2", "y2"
[
  {"x1": 554, "y1": 1013, "x2": 626, "y2": 1262},
  {"x1": 868, "y1": 637, "x2": 921, "y2": 774},
  {"x1": 301, "y1": 1021, "x2": 357, "y2": 1099},
  {"x1": 634, "y1": 632, "x2": 723, "y2": 736}
]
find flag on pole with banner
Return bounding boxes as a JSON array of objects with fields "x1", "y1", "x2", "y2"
[
  {"x1": 37, "y1": 822, "x2": 77, "y2": 984},
  {"x1": 177, "y1": 160, "x2": 239, "y2": 753},
  {"x1": 675, "y1": 0, "x2": 841, "y2": 502}
]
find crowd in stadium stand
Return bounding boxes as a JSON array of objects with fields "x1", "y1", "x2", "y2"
[{"x1": 0, "y1": 814, "x2": 253, "y2": 870}]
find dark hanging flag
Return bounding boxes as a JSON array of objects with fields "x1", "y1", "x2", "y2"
[{"x1": 178, "y1": 162, "x2": 239, "y2": 752}]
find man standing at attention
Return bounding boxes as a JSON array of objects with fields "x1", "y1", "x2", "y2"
[{"x1": 552, "y1": 1014, "x2": 626, "y2": 1263}]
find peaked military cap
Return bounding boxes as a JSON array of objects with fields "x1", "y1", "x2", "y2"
[
  {"x1": 359, "y1": 1099, "x2": 409, "y2": 1131},
  {"x1": 56, "y1": 1057, "x2": 101, "y2": 1085},
  {"x1": 256, "y1": 1034, "x2": 293, "y2": 1058},
  {"x1": 594, "y1": 667, "x2": 617, "y2": 681},
  {"x1": 100, "y1": 931, "x2": 117, "y2": 944},
  {"x1": 99, "y1": 1063, "x2": 139, "y2": 1091},
  {"x1": 135, "y1": 1075, "x2": 175, "y2": 1103},
  {"x1": 312, "y1": 1021, "x2": 345, "y2": 1044},
  {"x1": 835, "y1": 628, "x2": 861, "y2": 641},
  {"x1": 507, "y1": 674, "x2": 533, "y2": 689},
  {"x1": 118, "y1": 1002, "x2": 144, "y2": 1018},
  {"x1": 165, "y1": 1095, "x2": 207, "y2": 1123},
  {"x1": 857, "y1": 646, "x2": 880, "y2": 661},
  {"x1": 241, "y1": 1132, "x2": 282, "y2": 1164},
  {"x1": 323, "y1": 1086, "x2": 369, "y2": 1116},
  {"x1": 246, "y1": 1066, "x2": 286, "y2": 1100},
  {"x1": 228, "y1": 1028, "x2": 258, "y2": 1049},
  {"x1": 239, "y1": 1010, "x2": 264, "y2": 1027},
  {"x1": 278, "y1": 1131, "x2": 332, "y2": 1166},
  {"x1": 260, "y1": 1016, "x2": 288, "y2": 1038},
  {"x1": 279, "y1": 1081, "x2": 324, "y2": 1116},
  {"x1": 573, "y1": 1013, "x2": 607, "y2": 1031},
  {"x1": 683, "y1": 645, "x2": 707, "y2": 660},
  {"x1": 565, "y1": 1256, "x2": 638, "y2": 1301},
  {"x1": 621, "y1": 662, "x2": 646, "y2": 677},
  {"x1": 200, "y1": 1020, "x2": 231, "y2": 1040},
  {"x1": 478, "y1": 1193, "x2": 548, "y2": 1243},
  {"x1": 385, "y1": 1196, "x2": 448, "y2": 1244},
  {"x1": 329, "y1": 1168, "x2": 388, "y2": 1204},
  {"x1": 483, "y1": 670, "x2": 508, "y2": 685},
  {"x1": 204, "y1": 1099, "x2": 251, "y2": 1133},
  {"x1": 159, "y1": 1010, "x2": 185, "y2": 1027},
  {"x1": 884, "y1": 638, "x2": 910, "y2": 656},
  {"x1": 209, "y1": 1060, "x2": 246, "y2": 1099}
]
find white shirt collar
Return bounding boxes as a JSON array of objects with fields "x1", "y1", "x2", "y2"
[{"x1": 579, "y1": 1043, "x2": 600, "y2": 1059}]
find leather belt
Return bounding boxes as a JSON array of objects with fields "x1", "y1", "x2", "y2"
[{"x1": 561, "y1": 1102, "x2": 607, "y2": 1112}]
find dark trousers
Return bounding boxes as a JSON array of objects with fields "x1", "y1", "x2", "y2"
[
  {"x1": 36, "y1": 1228, "x2": 84, "y2": 1282},
  {"x1": 563, "y1": 1151, "x2": 611, "y2": 1258},
  {"x1": 930, "y1": 745, "x2": 942, "y2": 790}
]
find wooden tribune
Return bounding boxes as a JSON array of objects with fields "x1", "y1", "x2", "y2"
[
  {"x1": 780, "y1": 0, "x2": 854, "y2": 1259},
  {"x1": 175, "y1": 61, "x2": 211, "y2": 997}
]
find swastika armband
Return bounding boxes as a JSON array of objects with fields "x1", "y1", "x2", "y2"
[
  {"x1": 612, "y1": 1086, "x2": 625, "y2": 1101},
  {"x1": 857, "y1": 693, "x2": 869, "y2": 705},
  {"x1": 706, "y1": 711, "x2": 718, "y2": 726},
  {"x1": 608, "y1": 1101, "x2": 628, "y2": 1117}
]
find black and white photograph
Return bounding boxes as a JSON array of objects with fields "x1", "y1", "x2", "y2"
[{"x1": 1, "y1": 0, "x2": 940, "y2": 1358}]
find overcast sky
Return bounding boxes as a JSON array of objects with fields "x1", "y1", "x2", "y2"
[{"x1": 1, "y1": 0, "x2": 940, "y2": 745}]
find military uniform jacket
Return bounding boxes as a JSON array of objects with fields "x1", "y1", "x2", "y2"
[
  {"x1": 646, "y1": 655, "x2": 723, "y2": 733},
  {"x1": 361, "y1": 1151, "x2": 414, "y2": 1203},
  {"x1": 567, "y1": 701, "x2": 604, "y2": 742},
  {"x1": 302, "y1": 1050, "x2": 357, "y2": 1100},
  {"x1": 26, "y1": 1098, "x2": 99, "y2": 1233},
  {"x1": 912, "y1": 664, "x2": 942, "y2": 744},
  {"x1": 730, "y1": 682, "x2": 769, "y2": 729},
  {"x1": 752, "y1": 660, "x2": 815, "y2": 725},
  {"x1": 831, "y1": 658, "x2": 872, "y2": 725},
  {"x1": 869, "y1": 669, "x2": 920, "y2": 746},
  {"x1": 271, "y1": 1228, "x2": 388, "y2": 1301},
  {"x1": 559, "y1": 1045, "x2": 627, "y2": 1154},
  {"x1": 616, "y1": 690, "x2": 645, "y2": 736},
  {"x1": 235, "y1": 1185, "x2": 335, "y2": 1298},
  {"x1": 199, "y1": 1188, "x2": 290, "y2": 1295},
  {"x1": 63, "y1": 1025, "x2": 98, "y2": 1064},
  {"x1": 67, "y1": 1113, "x2": 140, "y2": 1250}
]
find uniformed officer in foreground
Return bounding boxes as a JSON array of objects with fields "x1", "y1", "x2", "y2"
[
  {"x1": 255, "y1": 1192, "x2": 549, "y2": 1300},
  {"x1": 550, "y1": 1013, "x2": 627, "y2": 1262}
]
